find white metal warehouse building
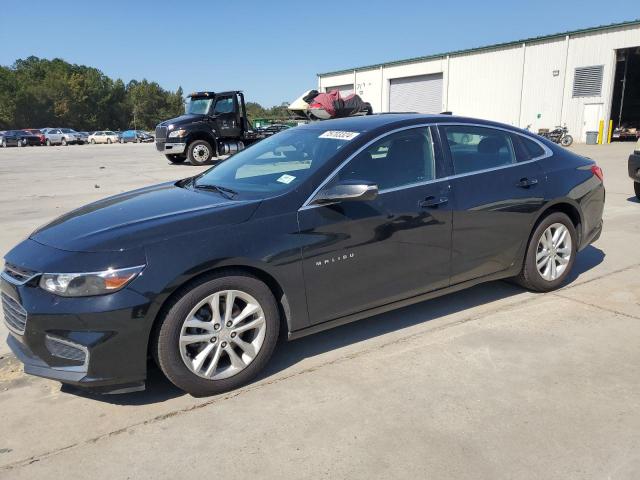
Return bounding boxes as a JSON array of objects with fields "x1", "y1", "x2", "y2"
[{"x1": 318, "y1": 20, "x2": 640, "y2": 143}]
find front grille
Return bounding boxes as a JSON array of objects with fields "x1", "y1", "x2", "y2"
[
  {"x1": 45, "y1": 335, "x2": 88, "y2": 365},
  {"x1": 155, "y1": 126, "x2": 167, "y2": 140},
  {"x1": 2, "y1": 263, "x2": 38, "y2": 284},
  {"x1": 2, "y1": 292, "x2": 27, "y2": 334}
]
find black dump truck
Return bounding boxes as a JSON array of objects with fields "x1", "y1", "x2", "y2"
[{"x1": 155, "y1": 91, "x2": 263, "y2": 165}]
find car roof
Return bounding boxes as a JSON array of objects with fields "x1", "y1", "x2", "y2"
[{"x1": 296, "y1": 113, "x2": 527, "y2": 135}]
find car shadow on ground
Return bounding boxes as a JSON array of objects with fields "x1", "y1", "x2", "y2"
[
  {"x1": 627, "y1": 196, "x2": 639, "y2": 203},
  {"x1": 72, "y1": 245, "x2": 604, "y2": 405}
]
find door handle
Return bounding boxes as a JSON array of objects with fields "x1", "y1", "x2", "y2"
[
  {"x1": 419, "y1": 196, "x2": 448, "y2": 208},
  {"x1": 516, "y1": 177, "x2": 538, "y2": 188}
]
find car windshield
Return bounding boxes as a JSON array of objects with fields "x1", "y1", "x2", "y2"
[
  {"x1": 192, "y1": 128, "x2": 354, "y2": 199},
  {"x1": 186, "y1": 98, "x2": 213, "y2": 115},
  {"x1": 60, "y1": 128, "x2": 76, "y2": 133},
  {"x1": 105, "y1": 131, "x2": 116, "y2": 135}
]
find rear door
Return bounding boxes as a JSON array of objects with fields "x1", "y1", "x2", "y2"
[
  {"x1": 440, "y1": 124, "x2": 547, "y2": 284},
  {"x1": 299, "y1": 125, "x2": 453, "y2": 324}
]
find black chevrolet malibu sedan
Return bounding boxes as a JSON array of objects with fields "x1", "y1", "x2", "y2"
[{"x1": 2, "y1": 114, "x2": 605, "y2": 396}]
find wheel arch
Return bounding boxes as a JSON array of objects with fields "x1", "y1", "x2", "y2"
[
  {"x1": 186, "y1": 131, "x2": 219, "y2": 156},
  {"x1": 532, "y1": 200, "x2": 583, "y2": 245},
  {"x1": 147, "y1": 263, "x2": 291, "y2": 358}
]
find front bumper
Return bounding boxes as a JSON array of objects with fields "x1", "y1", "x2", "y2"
[
  {"x1": 2, "y1": 276, "x2": 152, "y2": 393},
  {"x1": 156, "y1": 141, "x2": 186, "y2": 154},
  {"x1": 1, "y1": 240, "x2": 154, "y2": 393},
  {"x1": 628, "y1": 153, "x2": 640, "y2": 181}
]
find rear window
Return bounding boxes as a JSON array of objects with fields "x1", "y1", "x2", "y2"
[{"x1": 517, "y1": 135, "x2": 546, "y2": 161}]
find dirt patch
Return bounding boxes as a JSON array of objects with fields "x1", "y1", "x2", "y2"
[{"x1": 0, "y1": 355, "x2": 27, "y2": 390}]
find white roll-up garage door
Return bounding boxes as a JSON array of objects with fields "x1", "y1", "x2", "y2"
[
  {"x1": 324, "y1": 84, "x2": 354, "y2": 96},
  {"x1": 389, "y1": 73, "x2": 443, "y2": 113}
]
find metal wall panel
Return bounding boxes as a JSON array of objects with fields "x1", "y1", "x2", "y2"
[
  {"x1": 389, "y1": 74, "x2": 443, "y2": 113},
  {"x1": 324, "y1": 84, "x2": 354, "y2": 96}
]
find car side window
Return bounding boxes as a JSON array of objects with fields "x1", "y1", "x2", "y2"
[
  {"x1": 214, "y1": 97, "x2": 234, "y2": 115},
  {"x1": 336, "y1": 127, "x2": 436, "y2": 191},
  {"x1": 514, "y1": 134, "x2": 546, "y2": 161},
  {"x1": 443, "y1": 125, "x2": 516, "y2": 175}
]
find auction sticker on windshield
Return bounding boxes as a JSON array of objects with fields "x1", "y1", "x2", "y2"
[
  {"x1": 277, "y1": 174, "x2": 296, "y2": 184},
  {"x1": 319, "y1": 131, "x2": 360, "y2": 141}
]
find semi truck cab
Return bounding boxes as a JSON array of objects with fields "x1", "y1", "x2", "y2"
[{"x1": 155, "y1": 91, "x2": 261, "y2": 165}]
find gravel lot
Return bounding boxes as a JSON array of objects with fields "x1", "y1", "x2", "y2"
[{"x1": 0, "y1": 141, "x2": 639, "y2": 479}]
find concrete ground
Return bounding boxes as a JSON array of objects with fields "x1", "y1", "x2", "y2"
[{"x1": 0, "y1": 141, "x2": 638, "y2": 479}]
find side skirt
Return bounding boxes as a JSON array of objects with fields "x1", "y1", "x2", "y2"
[{"x1": 287, "y1": 267, "x2": 520, "y2": 341}]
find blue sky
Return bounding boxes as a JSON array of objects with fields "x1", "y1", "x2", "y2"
[{"x1": 1, "y1": 0, "x2": 638, "y2": 107}]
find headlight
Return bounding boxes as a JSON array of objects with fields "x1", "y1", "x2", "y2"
[
  {"x1": 39, "y1": 266, "x2": 144, "y2": 297},
  {"x1": 168, "y1": 129, "x2": 187, "y2": 138}
]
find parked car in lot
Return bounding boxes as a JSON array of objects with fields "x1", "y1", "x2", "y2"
[
  {"x1": 23, "y1": 129, "x2": 46, "y2": 145},
  {"x1": 257, "y1": 123, "x2": 291, "y2": 137},
  {"x1": 75, "y1": 131, "x2": 89, "y2": 144},
  {"x1": 120, "y1": 130, "x2": 154, "y2": 143},
  {"x1": 88, "y1": 131, "x2": 119, "y2": 144},
  {"x1": 0, "y1": 130, "x2": 20, "y2": 147},
  {"x1": 2, "y1": 114, "x2": 605, "y2": 396},
  {"x1": 0, "y1": 130, "x2": 41, "y2": 147},
  {"x1": 41, "y1": 128, "x2": 81, "y2": 146},
  {"x1": 628, "y1": 138, "x2": 640, "y2": 199},
  {"x1": 15, "y1": 130, "x2": 42, "y2": 146}
]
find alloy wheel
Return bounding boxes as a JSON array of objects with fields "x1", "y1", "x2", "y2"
[
  {"x1": 536, "y1": 222, "x2": 572, "y2": 281},
  {"x1": 179, "y1": 290, "x2": 266, "y2": 380}
]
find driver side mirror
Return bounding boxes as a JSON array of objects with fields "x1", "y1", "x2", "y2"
[{"x1": 311, "y1": 181, "x2": 379, "y2": 205}]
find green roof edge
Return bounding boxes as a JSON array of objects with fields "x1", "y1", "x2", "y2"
[{"x1": 318, "y1": 19, "x2": 640, "y2": 77}]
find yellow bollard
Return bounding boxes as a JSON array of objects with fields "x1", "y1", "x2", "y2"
[
  {"x1": 597, "y1": 120, "x2": 604, "y2": 144},
  {"x1": 608, "y1": 120, "x2": 613, "y2": 144}
]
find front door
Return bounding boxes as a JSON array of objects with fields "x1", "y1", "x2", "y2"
[
  {"x1": 439, "y1": 124, "x2": 546, "y2": 284},
  {"x1": 581, "y1": 103, "x2": 603, "y2": 142},
  {"x1": 213, "y1": 95, "x2": 241, "y2": 138},
  {"x1": 299, "y1": 126, "x2": 452, "y2": 325}
]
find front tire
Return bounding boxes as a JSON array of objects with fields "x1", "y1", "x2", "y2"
[
  {"x1": 166, "y1": 154, "x2": 187, "y2": 164},
  {"x1": 634, "y1": 182, "x2": 640, "y2": 200},
  {"x1": 61, "y1": 137, "x2": 67, "y2": 146},
  {"x1": 153, "y1": 271, "x2": 280, "y2": 396},
  {"x1": 515, "y1": 212, "x2": 577, "y2": 292},
  {"x1": 107, "y1": 138, "x2": 112, "y2": 144},
  {"x1": 187, "y1": 140, "x2": 214, "y2": 166},
  {"x1": 90, "y1": 139, "x2": 95, "y2": 144}
]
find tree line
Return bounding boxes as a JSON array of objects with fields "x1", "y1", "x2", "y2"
[{"x1": 0, "y1": 56, "x2": 290, "y2": 131}]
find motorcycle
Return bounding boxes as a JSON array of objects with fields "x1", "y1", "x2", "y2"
[{"x1": 539, "y1": 125, "x2": 573, "y2": 147}]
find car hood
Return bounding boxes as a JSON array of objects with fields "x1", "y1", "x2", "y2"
[
  {"x1": 158, "y1": 114, "x2": 207, "y2": 128},
  {"x1": 30, "y1": 181, "x2": 261, "y2": 252}
]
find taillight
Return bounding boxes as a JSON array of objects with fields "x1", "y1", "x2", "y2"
[{"x1": 591, "y1": 165, "x2": 604, "y2": 182}]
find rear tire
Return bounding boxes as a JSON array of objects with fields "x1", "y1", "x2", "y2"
[
  {"x1": 634, "y1": 182, "x2": 640, "y2": 200},
  {"x1": 515, "y1": 212, "x2": 577, "y2": 292},
  {"x1": 166, "y1": 154, "x2": 187, "y2": 164},
  {"x1": 187, "y1": 140, "x2": 213, "y2": 166},
  {"x1": 153, "y1": 271, "x2": 280, "y2": 396}
]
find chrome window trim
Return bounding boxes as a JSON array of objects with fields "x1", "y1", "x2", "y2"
[{"x1": 299, "y1": 121, "x2": 552, "y2": 211}]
